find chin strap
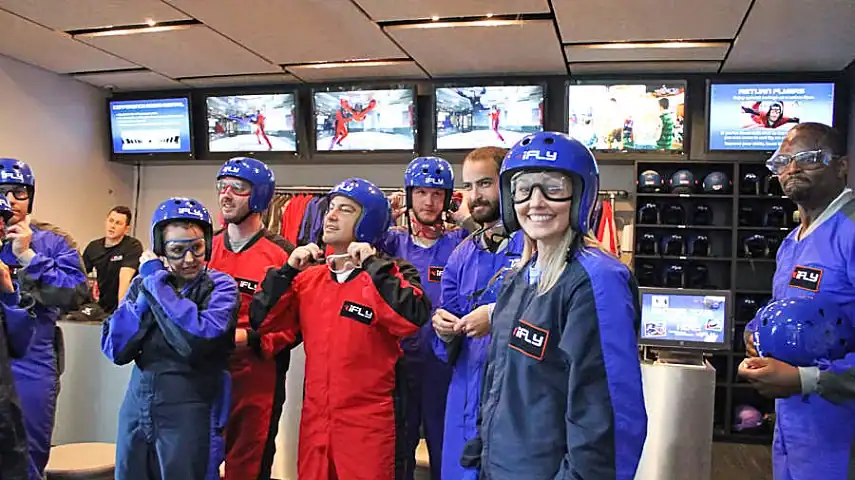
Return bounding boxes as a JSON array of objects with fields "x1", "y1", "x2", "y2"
[{"x1": 409, "y1": 215, "x2": 446, "y2": 240}]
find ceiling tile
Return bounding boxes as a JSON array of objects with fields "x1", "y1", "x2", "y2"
[
  {"x1": 0, "y1": 0, "x2": 191, "y2": 31},
  {"x1": 0, "y1": 9, "x2": 137, "y2": 73},
  {"x1": 569, "y1": 61, "x2": 721, "y2": 75},
  {"x1": 164, "y1": 0, "x2": 404, "y2": 65},
  {"x1": 78, "y1": 24, "x2": 281, "y2": 78},
  {"x1": 386, "y1": 20, "x2": 566, "y2": 77},
  {"x1": 723, "y1": 0, "x2": 855, "y2": 72},
  {"x1": 180, "y1": 73, "x2": 300, "y2": 88},
  {"x1": 565, "y1": 42, "x2": 729, "y2": 63},
  {"x1": 353, "y1": 0, "x2": 549, "y2": 22},
  {"x1": 553, "y1": 0, "x2": 752, "y2": 43},
  {"x1": 73, "y1": 70, "x2": 184, "y2": 90},
  {"x1": 286, "y1": 60, "x2": 427, "y2": 82}
]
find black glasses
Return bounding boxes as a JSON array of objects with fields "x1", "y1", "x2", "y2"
[
  {"x1": 0, "y1": 185, "x2": 29, "y2": 201},
  {"x1": 510, "y1": 172, "x2": 573, "y2": 203}
]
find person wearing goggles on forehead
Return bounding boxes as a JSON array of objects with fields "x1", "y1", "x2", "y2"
[
  {"x1": 458, "y1": 132, "x2": 646, "y2": 479},
  {"x1": 0, "y1": 158, "x2": 88, "y2": 480},
  {"x1": 102, "y1": 197, "x2": 238, "y2": 480},
  {"x1": 209, "y1": 157, "x2": 297, "y2": 480},
  {"x1": 429, "y1": 147, "x2": 524, "y2": 480},
  {"x1": 249, "y1": 178, "x2": 431, "y2": 480},
  {"x1": 738, "y1": 122, "x2": 855, "y2": 480}
]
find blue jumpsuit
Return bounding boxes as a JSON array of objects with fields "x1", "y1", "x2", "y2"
[
  {"x1": 2, "y1": 223, "x2": 88, "y2": 480},
  {"x1": 102, "y1": 262, "x2": 238, "y2": 480},
  {"x1": 470, "y1": 247, "x2": 647, "y2": 479},
  {"x1": 432, "y1": 229, "x2": 523, "y2": 480},
  {"x1": 378, "y1": 228, "x2": 467, "y2": 480},
  {"x1": 746, "y1": 189, "x2": 855, "y2": 480}
]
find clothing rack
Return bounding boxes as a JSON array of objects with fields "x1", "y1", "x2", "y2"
[{"x1": 597, "y1": 189, "x2": 630, "y2": 209}]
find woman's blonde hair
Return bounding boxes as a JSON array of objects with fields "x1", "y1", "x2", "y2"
[{"x1": 519, "y1": 227, "x2": 615, "y2": 295}]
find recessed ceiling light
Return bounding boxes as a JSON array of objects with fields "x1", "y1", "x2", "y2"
[
  {"x1": 486, "y1": 13, "x2": 494, "y2": 18},
  {"x1": 145, "y1": 18, "x2": 156, "y2": 27},
  {"x1": 431, "y1": 16, "x2": 440, "y2": 21}
]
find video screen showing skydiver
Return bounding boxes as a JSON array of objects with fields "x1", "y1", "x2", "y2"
[
  {"x1": 568, "y1": 83, "x2": 685, "y2": 152},
  {"x1": 434, "y1": 85, "x2": 544, "y2": 150},
  {"x1": 640, "y1": 292, "x2": 727, "y2": 345},
  {"x1": 206, "y1": 94, "x2": 297, "y2": 152},
  {"x1": 313, "y1": 88, "x2": 416, "y2": 151}
]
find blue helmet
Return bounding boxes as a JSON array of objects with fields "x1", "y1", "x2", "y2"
[
  {"x1": 702, "y1": 172, "x2": 731, "y2": 194},
  {"x1": 500, "y1": 132, "x2": 600, "y2": 233},
  {"x1": 329, "y1": 178, "x2": 391, "y2": 244},
  {"x1": 753, "y1": 296, "x2": 855, "y2": 367},
  {"x1": 637, "y1": 170, "x2": 664, "y2": 193},
  {"x1": 0, "y1": 196, "x2": 12, "y2": 223},
  {"x1": 151, "y1": 197, "x2": 214, "y2": 261},
  {"x1": 0, "y1": 158, "x2": 36, "y2": 213},
  {"x1": 405, "y1": 156, "x2": 454, "y2": 210},
  {"x1": 217, "y1": 157, "x2": 275, "y2": 212},
  {"x1": 669, "y1": 169, "x2": 696, "y2": 194}
]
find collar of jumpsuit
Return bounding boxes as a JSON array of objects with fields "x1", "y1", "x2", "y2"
[{"x1": 797, "y1": 187, "x2": 853, "y2": 240}]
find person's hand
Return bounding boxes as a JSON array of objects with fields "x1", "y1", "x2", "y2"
[
  {"x1": 347, "y1": 242, "x2": 376, "y2": 267},
  {"x1": 433, "y1": 309, "x2": 460, "y2": 337},
  {"x1": 5, "y1": 221, "x2": 32, "y2": 258},
  {"x1": 388, "y1": 192, "x2": 406, "y2": 220},
  {"x1": 287, "y1": 243, "x2": 324, "y2": 270},
  {"x1": 458, "y1": 304, "x2": 491, "y2": 338},
  {"x1": 235, "y1": 329, "x2": 249, "y2": 350},
  {"x1": 449, "y1": 196, "x2": 470, "y2": 224},
  {"x1": 737, "y1": 357, "x2": 802, "y2": 398},
  {"x1": 744, "y1": 329, "x2": 758, "y2": 357},
  {"x1": 140, "y1": 250, "x2": 159, "y2": 264},
  {"x1": 0, "y1": 260, "x2": 14, "y2": 294}
]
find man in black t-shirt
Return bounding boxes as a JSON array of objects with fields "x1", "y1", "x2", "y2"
[{"x1": 82, "y1": 206, "x2": 143, "y2": 313}]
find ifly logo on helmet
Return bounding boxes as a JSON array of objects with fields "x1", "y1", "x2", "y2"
[
  {"x1": 177, "y1": 207, "x2": 203, "y2": 218},
  {"x1": 0, "y1": 170, "x2": 24, "y2": 182},
  {"x1": 522, "y1": 150, "x2": 558, "y2": 162},
  {"x1": 425, "y1": 176, "x2": 445, "y2": 186},
  {"x1": 222, "y1": 165, "x2": 241, "y2": 174}
]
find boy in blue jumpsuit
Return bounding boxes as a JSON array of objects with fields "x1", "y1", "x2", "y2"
[
  {"x1": 102, "y1": 197, "x2": 238, "y2": 480},
  {"x1": 0, "y1": 195, "x2": 37, "y2": 480},
  {"x1": 0, "y1": 158, "x2": 88, "y2": 479},
  {"x1": 378, "y1": 156, "x2": 474, "y2": 480},
  {"x1": 739, "y1": 123, "x2": 855, "y2": 479},
  {"x1": 462, "y1": 132, "x2": 647, "y2": 479},
  {"x1": 430, "y1": 146, "x2": 523, "y2": 480}
]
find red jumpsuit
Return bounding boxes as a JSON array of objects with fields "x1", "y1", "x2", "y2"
[
  {"x1": 209, "y1": 230, "x2": 296, "y2": 480},
  {"x1": 249, "y1": 254, "x2": 431, "y2": 480}
]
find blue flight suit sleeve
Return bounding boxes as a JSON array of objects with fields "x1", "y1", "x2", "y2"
[
  {"x1": 19, "y1": 232, "x2": 88, "y2": 311},
  {"x1": 434, "y1": 242, "x2": 468, "y2": 364},
  {"x1": 101, "y1": 277, "x2": 154, "y2": 365},
  {"x1": 139, "y1": 266, "x2": 239, "y2": 362},
  {"x1": 376, "y1": 230, "x2": 401, "y2": 257},
  {"x1": 1, "y1": 289, "x2": 36, "y2": 358}
]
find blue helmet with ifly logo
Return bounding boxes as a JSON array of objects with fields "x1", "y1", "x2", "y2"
[
  {"x1": 405, "y1": 156, "x2": 454, "y2": 211},
  {"x1": 0, "y1": 196, "x2": 13, "y2": 224},
  {"x1": 217, "y1": 157, "x2": 275, "y2": 212},
  {"x1": 0, "y1": 158, "x2": 36, "y2": 213},
  {"x1": 151, "y1": 197, "x2": 214, "y2": 260},
  {"x1": 499, "y1": 132, "x2": 600, "y2": 233},
  {"x1": 753, "y1": 295, "x2": 855, "y2": 367},
  {"x1": 329, "y1": 178, "x2": 392, "y2": 244}
]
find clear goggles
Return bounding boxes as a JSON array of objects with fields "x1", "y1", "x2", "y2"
[
  {"x1": 510, "y1": 171, "x2": 573, "y2": 203},
  {"x1": 326, "y1": 253, "x2": 356, "y2": 274},
  {"x1": 765, "y1": 149, "x2": 839, "y2": 175},
  {"x1": 163, "y1": 237, "x2": 206, "y2": 260},
  {"x1": 217, "y1": 178, "x2": 252, "y2": 196}
]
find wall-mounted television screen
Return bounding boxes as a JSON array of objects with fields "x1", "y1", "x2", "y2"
[
  {"x1": 434, "y1": 85, "x2": 544, "y2": 150},
  {"x1": 206, "y1": 93, "x2": 297, "y2": 153},
  {"x1": 708, "y1": 82, "x2": 835, "y2": 151},
  {"x1": 313, "y1": 88, "x2": 415, "y2": 151},
  {"x1": 109, "y1": 97, "x2": 192, "y2": 155},
  {"x1": 567, "y1": 82, "x2": 685, "y2": 152}
]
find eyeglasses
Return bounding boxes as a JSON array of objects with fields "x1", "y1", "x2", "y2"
[
  {"x1": 0, "y1": 185, "x2": 29, "y2": 201},
  {"x1": 163, "y1": 238, "x2": 206, "y2": 260},
  {"x1": 766, "y1": 149, "x2": 839, "y2": 175},
  {"x1": 510, "y1": 172, "x2": 573, "y2": 203},
  {"x1": 217, "y1": 179, "x2": 252, "y2": 196}
]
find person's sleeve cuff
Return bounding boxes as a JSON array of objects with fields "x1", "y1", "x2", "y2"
[
  {"x1": 17, "y1": 249, "x2": 36, "y2": 266},
  {"x1": 799, "y1": 366, "x2": 820, "y2": 394},
  {"x1": 488, "y1": 302, "x2": 496, "y2": 325}
]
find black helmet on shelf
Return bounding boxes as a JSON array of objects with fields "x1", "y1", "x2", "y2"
[
  {"x1": 742, "y1": 234, "x2": 769, "y2": 258},
  {"x1": 662, "y1": 234, "x2": 686, "y2": 256},
  {"x1": 764, "y1": 205, "x2": 787, "y2": 228},
  {"x1": 766, "y1": 234, "x2": 781, "y2": 257},
  {"x1": 669, "y1": 170, "x2": 696, "y2": 194},
  {"x1": 703, "y1": 172, "x2": 731, "y2": 194},
  {"x1": 636, "y1": 262, "x2": 659, "y2": 287},
  {"x1": 664, "y1": 264, "x2": 686, "y2": 288},
  {"x1": 637, "y1": 233, "x2": 658, "y2": 255},
  {"x1": 638, "y1": 170, "x2": 665, "y2": 193},
  {"x1": 737, "y1": 297, "x2": 760, "y2": 323},
  {"x1": 739, "y1": 206, "x2": 758, "y2": 227},
  {"x1": 764, "y1": 175, "x2": 784, "y2": 196},
  {"x1": 690, "y1": 235, "x2": 711, "y2": 257},
  {"x1": 740, "y1": 172, "x2": 762, "y2": 195},
  {"x1": 662, "y1": 203, "x2": 687, "y2": 225},
  {"x1": 687, "y1": 264, "x2": 710, "y2": 289},
  {"x1": 692, "y1": 204, "x2": 713, "y2": 226},
  {"x1": 638, "y1": 202, "x2": 660, "y2": 225}
]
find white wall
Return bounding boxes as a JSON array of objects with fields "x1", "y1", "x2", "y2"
[{"x1": 0, "y1": 54, "x2": 135, "y2": 246}]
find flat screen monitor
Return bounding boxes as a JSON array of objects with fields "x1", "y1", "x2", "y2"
[
  {"x1": 567, "y1": 82, "x2": 685, "y2": 152},
  {"x1": 206, "y1": 93, "x2": 297, "y2": 153},
  {"x1": 109, "y1": 97, "x2": 193, "y2": 155},
  {"x1": 434, "y1": 85, "x2": 544, "y2": 150},
  {"x1": 708, "y1": 82, "x2": 835, "y2": 151},
  {"x1": 313, "y1": 88, "x2": 416, "y2": 152},
  {"x1": 638, "y1": 287, "x2": 731, "y2": 351}
]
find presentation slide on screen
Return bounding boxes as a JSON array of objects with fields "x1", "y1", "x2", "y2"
[
  {"x1": 568, "y1": 83, "x2": 685, "y2": 151},
  {"x1": 708, "y1": 83, "x2": 835, "y2": 151},
  {"x1": 434, "y1": 86, "x2": 544, "y2": 150},
  {"x1": 641, "y1": 293, "x2": 726, "y2": 344},
  {"x1": 110, "y1": 98, "x2": 192, "y2": 154},
  {"x1": 314, "y1": 89, "x2": 415, "y2": 151},
  {"x1": 206, "y1": 94, "x2": 297, "y2": 152}
]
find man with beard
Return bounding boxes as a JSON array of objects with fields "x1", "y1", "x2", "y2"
[
  {"x1": 738, "y1": 122, "x2": 855, "y2": 479},
  {"x1": 430, "y1": 146, "x2": 524, "y2": 480},
  {"x1": 208, "y1": 157, "x2": 296, "y2": 480},
  {"x1": 380, "y1": 156, "x2": 475, "y2": 480}
]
